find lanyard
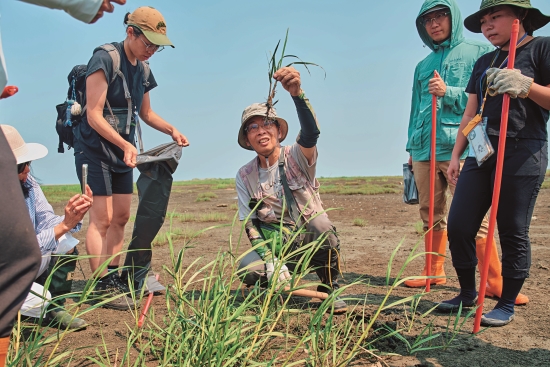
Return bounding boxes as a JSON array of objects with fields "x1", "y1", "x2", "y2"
[{"x1": 478, "y1": 32, "x2": 528, "y2": 113}]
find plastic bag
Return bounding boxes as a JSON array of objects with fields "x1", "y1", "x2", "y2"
[
  {"x1": 121, "y1": 142, "x2": 183, "y2": 292},
  {"x1": 403, "y1": 163, "x2": 419, "y2": 205}
]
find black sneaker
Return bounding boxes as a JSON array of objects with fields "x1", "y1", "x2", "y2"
[{"x1": 94, "y1": 275, "x2": 135, "y2": 311}]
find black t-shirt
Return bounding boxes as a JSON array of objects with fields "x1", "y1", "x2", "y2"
[
  {"x1": 465, "y1": 36, "x2": 550, "y2": 140},
  {"x1": 74, "y1": 41, "x2": 157, "y2": 172}
]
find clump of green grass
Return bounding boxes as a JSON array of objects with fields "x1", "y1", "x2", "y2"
[
  {"x1": 265, "y1": 29, "x2": 324, "y2": 113},
  {"x1": 153, "y1": 228, "x2": 201, "y2": 246},
  {"x1": 229, "y1": 203, "x2": 239, "y2": 211},
  {"x1": 353, "y1": 218, "x2": 367, "y2": 227},
  {"x1": 212, "y1": 183, "x2": 233, "y2": 190},
  {"x1": 169, "y1": 211, "x2": 229, "y2": 223},
  {"x1": 414, "y1": 220, "x2": 424, "y2": 235},
  {"x1": 7, "y1": 216, "x2": 478, "y2": 366},
  {"x1": 195, "y1": 192, "x2": 218, "y2": 202}
]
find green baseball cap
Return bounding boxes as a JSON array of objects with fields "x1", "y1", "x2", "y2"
[
  {"x1": 464, "y1": 0, "x2": 550, "y2": 33},
  {"x1": 127, "y1": 6, "x2": 174, "y2": 48}
]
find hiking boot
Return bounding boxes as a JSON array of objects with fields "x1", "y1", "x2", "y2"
[
  {"x1": 49, "y1": 310, "x2": 88, "y2": 330},
  {"x1": 330, "y1": 297, "x2": 348, "y2": 314},
  {"x1": 317, "y1": 285, "x2": 348, "y2": 314},
  {"x1": 94, "y1": 275, "x2": 135, "y2": 311}
]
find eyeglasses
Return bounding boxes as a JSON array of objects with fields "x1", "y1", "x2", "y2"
[
  {"x1": 421, "y1": 12, "x2": 450, "y2": 27},
  {"x1": 17, "y1": 161, "x2": 31, "y2": 174},
  {"x1": 139, "y1": 36, "x2": 164, "y2": 53},
  {"x1": 245, "y1": 119, "x2": 278, "y2": 134}
]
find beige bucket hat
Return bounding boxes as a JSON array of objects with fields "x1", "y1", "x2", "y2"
[
  {"x1": 238, "y1": 103, "x2": 288, "y2": 150},
  {"x1": 1, "y1": 125, "x2": 48, "y2": 164}
]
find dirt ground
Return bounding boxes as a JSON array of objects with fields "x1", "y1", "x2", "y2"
[{"x1": 50, "y1": 177, "x2": 550, "y2": 367}]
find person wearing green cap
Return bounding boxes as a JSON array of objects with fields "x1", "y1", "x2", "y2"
[
  {"x1": 403, "y1": 0, "x2": 515, "y2": 297},
  {"x1": 73, "y1": 6, "x2": 188, "y2": 310},
  {"x1": 442, "y1": 0, "x2": 550, "y2": 327}
]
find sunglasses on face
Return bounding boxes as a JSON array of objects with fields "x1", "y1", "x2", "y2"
[
  {"x1": 245, "y1": 119, "x2": 279, "y2": 134},
  {"x1": 17, "y1": 161, "x2": 31, "y2": 174}
]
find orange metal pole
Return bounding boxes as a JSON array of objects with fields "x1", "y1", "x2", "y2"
[
  {"x1": 426, "y1": 80, "x2": 437, "y2": 291},
  {"x1": 473, "y1": 20, "x2": 520, "y2": 333},
  {"x1": 138, "y1": 274, "x2": 159, "y2": 328}
]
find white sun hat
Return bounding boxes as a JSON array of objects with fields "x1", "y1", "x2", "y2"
[{"x1": 1, "y1": 125, "x2": 48, "y2": 164}]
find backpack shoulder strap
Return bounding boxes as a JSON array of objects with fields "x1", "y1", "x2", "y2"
[
  {"x1": 278, "y1": 148, "x2": 302, "y2": 227},
  {"x1": 141, "y1": 61, "x2": 151, "y2": 87}
]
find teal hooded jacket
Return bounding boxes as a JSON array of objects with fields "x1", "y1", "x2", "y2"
[{"x1": 406, "y1": 0, "x2": 493, "y2": 162}]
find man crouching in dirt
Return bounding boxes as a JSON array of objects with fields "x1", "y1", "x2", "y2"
[{"x1": 235, "y1": 66, "x2": 347, "y2": 314}]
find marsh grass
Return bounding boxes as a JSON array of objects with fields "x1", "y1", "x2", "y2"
[
  {"x1": 40, "y1": 184, "x2": 81, "y2": 204},
  {"x1": 169, "y1": 211, "x2": 229, "y2": 223},
  {"x1": 8, "y1": 207, "x2": 478, "y2": 366},
  {"x1": 319, "y1": 177, "x2": 401, "y2": 196},
  {"x1": 196, "y1": 192, "x2": 218, "y2": 202},
  {"x1": 353, "y1": 218, "x2": 367, "y2": 227},
  {"x1": 414, "y1": 221, "x2": 424, "y2": 236}
]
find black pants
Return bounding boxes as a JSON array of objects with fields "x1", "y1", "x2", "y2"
[
  {"x1": 0, "y1": 131, "x2": 41, "y2": 337},
  {"x1": 448, "y1": 136, "x2": 547, "y2": 279},
  {"x1": 239, "y1": 215, "x2": 341, "y2": 289}
]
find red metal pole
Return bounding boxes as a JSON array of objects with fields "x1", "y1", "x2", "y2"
[
  {"x1": 426, "y1": 80, "x2": 437, "y2": 292},
  {"x1": 473, "y1": 20, "x2": 520, "y2": 333},
  {"x1": 138, "y1": 274, "x2": 159, "y2": 328}
]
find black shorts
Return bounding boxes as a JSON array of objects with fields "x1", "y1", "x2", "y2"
[{"x1": 75, "y1": 153, "x2": 133, "y2": 196}]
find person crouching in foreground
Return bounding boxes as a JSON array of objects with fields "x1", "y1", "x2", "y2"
[
  {"x1": 1, "y1": 125, "x2": 93, "y2": 330},
  {"x1": 235, "y1": 67, "x2": 347, "y2": 314}
]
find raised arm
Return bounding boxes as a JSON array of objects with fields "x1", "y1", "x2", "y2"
[{"x1": 273, "y1": 67, "x2": 319, "y2": 165}]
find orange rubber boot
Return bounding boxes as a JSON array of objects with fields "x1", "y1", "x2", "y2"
[
  {"x1": 476, "y1": 237, "x2": 529, "y2": 305},
  {"x1": 404, "y1": 230, "x2": 447, "y2": 288},
  {"x1": 0, "y1": 336, "x2": 9, "y2": 367}
]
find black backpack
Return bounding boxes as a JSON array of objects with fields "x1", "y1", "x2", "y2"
[{"x1": 55, "y1": 44, "x2": 150, "y2": 153}]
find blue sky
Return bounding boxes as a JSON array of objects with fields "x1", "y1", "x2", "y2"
[{"x1": 1, "y1": 0, "x2": 549, "y2": 184}]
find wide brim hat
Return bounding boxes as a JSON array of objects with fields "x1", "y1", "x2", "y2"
[
  {"x1": 238, "y1": 103, "x2": 288, "y2": 151},
  {"x1": 464, "y1": 0, "x2": 550, "y2": 33},
  {"x1": 127, "y1": 6, "x2": 175, "y2": 48},
  {"x1": 0, "y1": 125, "x2": 48, "y2": 164}
]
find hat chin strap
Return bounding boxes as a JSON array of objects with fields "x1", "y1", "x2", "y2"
[{"x1": 263, "y1": 140, "x2": 281, "y2": 169}]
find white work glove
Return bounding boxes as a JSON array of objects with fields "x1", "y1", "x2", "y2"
[
  {"x1": 265, "y1": 258, "x2": 291, "y2": 285},
  {"x1": 486, "y1": 68, "x2": 533, "y2": 98}
]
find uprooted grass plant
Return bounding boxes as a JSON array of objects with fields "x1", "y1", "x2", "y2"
[{"x1": 7, "y1": 207, "x2": 479, "y2": 366}]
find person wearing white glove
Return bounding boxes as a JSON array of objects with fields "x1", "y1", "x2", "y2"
[
  {"x1": 486, "y1": 67, "x2": 534, "y2": 98},
  {"x1": 443, "y1": 0, "x2": 550, "y2": 328},
  {"x1": 265, "y1": 258, "x2": 291, "y2": 286}
]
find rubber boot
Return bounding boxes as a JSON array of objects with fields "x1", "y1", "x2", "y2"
[
  {"x1": 405, "y1": 230, "x2": 447, "y2": 288},
  {"x1": 0, "y1": 336, "x2": 8, "y2": 367},
  {"x1": 46, "y1": 250, "x2": 78, "y2": 310},
  {"x1": 42, "y1": 250, "x2": 88, "y2": 327},
  {"x1": 476, "y1": 237, "x2": 529, "y2": 305}
]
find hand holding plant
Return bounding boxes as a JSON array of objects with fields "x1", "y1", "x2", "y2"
[{"x1": 273, "y1": 67, "x2": 301, "y2": 96}]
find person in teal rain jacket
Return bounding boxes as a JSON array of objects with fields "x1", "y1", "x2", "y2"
[{"x1": 402, "y1": 0, "x2": 531, "y2": 304}]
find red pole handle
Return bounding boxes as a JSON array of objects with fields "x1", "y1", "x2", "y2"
[
  {"x1": 473, "y1": 19, "x2": 520, "y2": 334},
  {"x1": 138, "y1": 274, "x2": 159, "y2": 328},
  {"x1": 426, "y1": 73, "x2": 437, "y2": 292}
]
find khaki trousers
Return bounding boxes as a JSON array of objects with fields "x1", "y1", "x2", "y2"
[{"x1": 412, "y1": 160, "x2": 488, "y2": 239}]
